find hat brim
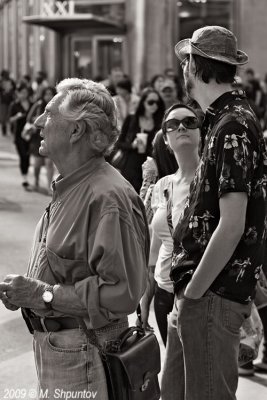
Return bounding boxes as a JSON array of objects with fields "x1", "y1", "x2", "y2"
[{"x1": 175, "y1": 39, "x2": 249, "y2": 66}]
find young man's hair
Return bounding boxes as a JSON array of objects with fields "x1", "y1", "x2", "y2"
[{"x1": 192, "y1": 54, "x2": 237, "y2": 84}]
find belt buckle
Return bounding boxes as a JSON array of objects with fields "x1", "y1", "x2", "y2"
[{"x1": 40, "y1": 318, "x2": 49, "y2": 332}]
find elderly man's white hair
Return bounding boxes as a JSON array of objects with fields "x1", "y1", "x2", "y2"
[{"x1": 56, "y1": 78, "x2": 118, "y2": 155}]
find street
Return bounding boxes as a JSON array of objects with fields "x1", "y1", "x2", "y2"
[{"x1": 0, "y1": 133, "x2": 266, "y2": 399}]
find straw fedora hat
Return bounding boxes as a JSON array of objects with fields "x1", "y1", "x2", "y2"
[{"x1": 175, "y1": 26, "x2": 248, "y2": 66}]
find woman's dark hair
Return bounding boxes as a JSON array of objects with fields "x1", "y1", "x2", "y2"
[
  {"x1": 116, "y1": 78, "x2": 132, "y2": 93},
  {"x1": 16, "y1": 83, "x2": 30, "y2": 93},
  {"x1": 193, "y1": 54, "x2": 237, "y2": 84},
  {"x1": 150, "y1": 74, "x2": 164, "y2": 88},
  {"x1": 135, "y1": 87, "x2": 165, "y2": 127},
  {"x1": 153, "y1": 130, "x2": 178, "y2": 178}
]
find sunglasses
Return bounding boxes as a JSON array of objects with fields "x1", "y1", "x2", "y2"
[
  {"x1": 162, "y1": 117, "x2": 199, "y2": 134},
  {"x1": 146, "y1": 99, "x2": 159, "y2": 106}
]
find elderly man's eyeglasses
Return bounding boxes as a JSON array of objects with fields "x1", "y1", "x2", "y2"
[{"x1": 162, "y1": 117, "x2": 199, "y2": 134}]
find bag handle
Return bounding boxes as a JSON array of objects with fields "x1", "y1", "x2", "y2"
[{"x1": 117, "y1": 326, "x2": 145, "y2": 347}]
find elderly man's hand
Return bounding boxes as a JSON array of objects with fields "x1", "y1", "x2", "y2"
[{"x1": 0, "y1": 274, "x2": 46, "y2": 309}]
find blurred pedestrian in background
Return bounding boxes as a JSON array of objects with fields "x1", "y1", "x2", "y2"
[
  {"x1": 150, "y1": 74, "x2": 165, "y2": 93},
  {"x1": 243, "y1": 68, "x2": 266, "y2": 124},
  {"x1": 159, "y1": 78, "x2": 180, "y2": 109},
  {"x1": 27, "y1": 86, "x2": 57, "y2": 194},
  {"x1": 114, "y1": 87, "x2": 165, "y2": 193},
  {"x1": 113, "y1": 77, "x2": 140, "y2": 130},
  {"x1": 32, "y1": 71, "x2": 49, "y2": 102},
  {"x1": 102, "y1": 66, "x2": 125, "y2": 96},
  {"x1": 0, "y1": 69, "x2": 15, "y2": 136},
  {"x1": 9, "y1": 83, "x2": 32, "y2": 190}
]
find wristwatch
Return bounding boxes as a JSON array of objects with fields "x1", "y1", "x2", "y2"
[{"x1": 42, "y1": 285, "x2": 54, "y2": 310}]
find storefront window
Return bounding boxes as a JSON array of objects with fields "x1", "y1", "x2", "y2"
[
  {"x1": 72, "y1": 38, "x2": 93, "y2": 78},
  {"x1": 95, "y1": 37, "x2": 123, "y2": 79}
]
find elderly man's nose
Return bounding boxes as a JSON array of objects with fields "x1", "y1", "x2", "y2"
[{"x1": 34, "y1": 114, "x2": 43, "y2": 128}]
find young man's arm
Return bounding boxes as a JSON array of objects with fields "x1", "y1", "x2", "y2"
[{"x1": 184, "y1": 192, "x2": 247, "y2": 299}]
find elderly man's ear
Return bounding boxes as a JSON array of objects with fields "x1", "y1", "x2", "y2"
[{"x1": 69, "y1": 121, "x2": 87, "y2": 144}]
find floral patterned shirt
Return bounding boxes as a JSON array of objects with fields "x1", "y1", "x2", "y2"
[{"x1": 172, "y1": 90, "x2": 267, "y2": 304}]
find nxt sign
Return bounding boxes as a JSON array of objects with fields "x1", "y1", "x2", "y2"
[{"x1": 42, "y1": 0, "x2": 75, "y2": 16}]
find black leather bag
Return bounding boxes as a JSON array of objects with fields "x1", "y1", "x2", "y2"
[
  {"x1": 79, "y1": 308, "x2": 161, "y2": 400},
  {"x1": 101, "y1": 326, "x2": 161, "y2": 400}
]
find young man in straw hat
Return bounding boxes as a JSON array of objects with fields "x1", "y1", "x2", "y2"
[{"x1": 165, "y1": 26, "x2": 267, "y2": 399}]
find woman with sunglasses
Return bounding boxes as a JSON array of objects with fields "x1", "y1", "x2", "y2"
[
  {"x1": 148, "y1": 103, "x2": 202, "y2": 350},
  {"x1": 114, "y1": 87, "x2": 165, "y2": 193}
]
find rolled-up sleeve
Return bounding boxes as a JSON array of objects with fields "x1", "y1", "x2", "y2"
[{"x1": 74, "y1": 210, "x2": 148, "y2": 329}]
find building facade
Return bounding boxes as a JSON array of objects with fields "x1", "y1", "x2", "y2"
[{"x1": 0, "y1": 0, "x2": 266, "y2": 88}]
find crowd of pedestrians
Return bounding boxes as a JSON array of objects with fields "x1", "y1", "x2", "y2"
[
  {"x1": 0, "y1": 70, "x2": 55, "y2": 194},
  {"x1": 0, "y1": 25, "x2": 267, "y2": 400}
]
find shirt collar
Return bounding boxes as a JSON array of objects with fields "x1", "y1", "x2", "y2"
[
  {"x1": 206, "y1": 89, "x2": 246, "y2": 118},
  {"x1": 52, "y1": 155, "x2": 106, "y2": 200},
  {"x1": 202, "y1": 89, "x2": 246, "y2": 129}
]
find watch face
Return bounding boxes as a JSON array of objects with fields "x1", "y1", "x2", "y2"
[{"x1": 43, "y1": 290, "x2": 53, "y2": 303}]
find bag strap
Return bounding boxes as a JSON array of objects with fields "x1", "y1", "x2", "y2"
[
  {"x1": 164, "y1": 182, "x2": 174, "y2": 236},
  {"x1": 77, "y1": 318, "x2": 103, "y2": 352}
]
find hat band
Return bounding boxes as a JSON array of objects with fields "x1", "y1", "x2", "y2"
[{"x1": 192, "y1": 42, "x2": 237, "y2": 58}]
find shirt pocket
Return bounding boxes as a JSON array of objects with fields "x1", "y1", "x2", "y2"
[{"x1": 45, "y1": 247, "x2": 89, "y2": 284}]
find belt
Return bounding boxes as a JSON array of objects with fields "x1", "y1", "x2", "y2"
[{"x1": 22, "y1": 309, "x2": 81, "y2": 333}]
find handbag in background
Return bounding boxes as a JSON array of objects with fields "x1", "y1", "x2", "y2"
[
  {"x1": 238, "y1": 302, "x2": 263, "y2": 366},
  {"x1": 21, "y1": 122, "x2": 37, "y2": 141},
  {"x1": 110, "y1": 149, "x2": 128, "y2": 171}
]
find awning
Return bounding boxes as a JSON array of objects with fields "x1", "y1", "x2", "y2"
[{"x1": 23, "y1": 13, "x2": 125, "y2": 32}]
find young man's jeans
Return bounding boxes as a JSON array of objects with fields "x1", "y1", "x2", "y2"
[
  {"x1": 161, "y1": 290, "x2": 251, "y2": 400},
  {"x1": 33, "y1": 318, "x2": 128, "y2": 400}
]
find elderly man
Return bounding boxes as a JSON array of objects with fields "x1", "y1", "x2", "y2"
[
  {"x1": 0, "y1": 78, "x2": 149, "y2": 399},
  {"x1": 161, "y1": 26, "x2": 267, "y2": 400}
]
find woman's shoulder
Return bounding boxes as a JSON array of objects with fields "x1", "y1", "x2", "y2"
[
  {"x1": 155, "y1": 174, "x2": 175, "y2": 192},
  {"x1": 152, "y1": 174, "x2": 175, "y2": 208}
]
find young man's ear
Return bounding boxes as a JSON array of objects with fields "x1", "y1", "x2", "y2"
[{"x1": 69, "y1": 121, "x2": 86, "y2": 144}]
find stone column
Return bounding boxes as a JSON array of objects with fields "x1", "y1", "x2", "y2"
[
  {"x1": 3, "y1": 4, "x2": 8, "y2": 69},
  {"x1": 238, "y1": 0, "x2": 267, "y2": 78},
  {"x1": 20, "y1": 0, "x2": 29, "y2": 76},
  {"x1": 11, "y1": 0, "x2": 18, "y2": 79},
  {"x1": 144, "y1": 0, "x2": 178, "y2": 82},
  {"x1": 126, "y1": 0, "x2": 178, "y2": 90},
  {"x1": 125, "y1": 0, "x2": 146, "y2": 92}
]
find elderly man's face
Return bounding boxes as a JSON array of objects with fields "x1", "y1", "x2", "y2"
[{"x1": 34, "y1": 92, "x2": 73, "y2": 160}]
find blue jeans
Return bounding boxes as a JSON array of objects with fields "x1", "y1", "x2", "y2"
[
  {"x1": 33, "y1": 319, "x2": 128, "y2": 400},
  {"x1": 161, "y1": 290, "x2": 251, "y2": 400}
]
